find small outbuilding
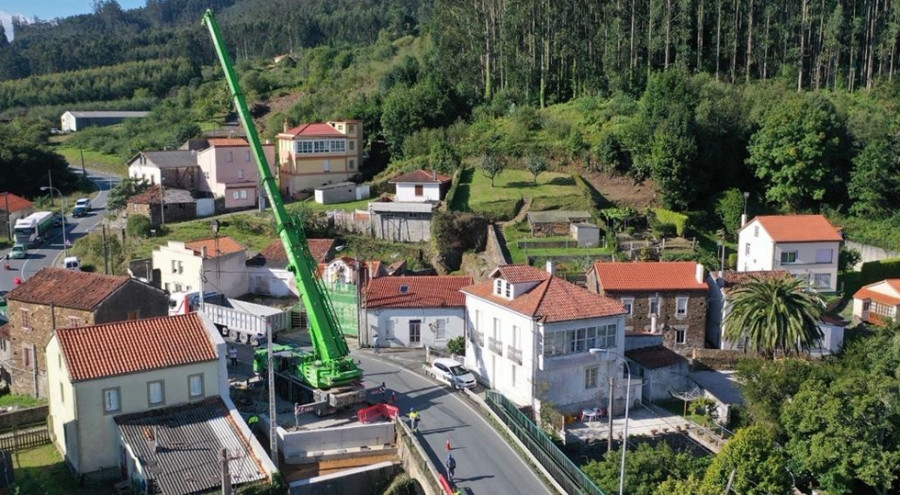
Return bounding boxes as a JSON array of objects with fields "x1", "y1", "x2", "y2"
[
  {"x1": 527, "y1": 210, "x2": 593, "y2": 237},
  {"x1": 61, "y1": 110, "x2": 150, "y2": 132},
  {"x1": 314, "y1": 182, "x2": 371, "y2": 204},
  {"x1": 570, "y1": 223, "x2": 601, "y2": 247}
]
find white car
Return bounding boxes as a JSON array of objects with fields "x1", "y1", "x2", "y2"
[
  {"x1": 430, "y1": 358, "x2": 477, "y2": 389},
  {"x1": 75, "y1": 198, "x2": 91, "y2": 211}
]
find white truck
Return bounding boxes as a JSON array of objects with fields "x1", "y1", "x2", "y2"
[{"x1": 169, "y1": 291, "x2": 292, "y2": 343}]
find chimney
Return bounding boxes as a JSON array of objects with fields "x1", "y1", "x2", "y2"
[
  {"x1": 740, "y1": 214, "x2": 748, "y2": 228},
  {"x1": 546, "y1": 260, "x2": 555, "y2": 276},
  {"x1": 201, "y1": 245, "x2": 207, "y2": 259},
  {"x1": 695, "y1": 263, "x2": 704, "y2": 284},
  {"x1": 283, "y1": 120, "x2": 289, "y2": 133}
]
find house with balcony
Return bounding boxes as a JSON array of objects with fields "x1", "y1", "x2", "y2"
[
  {"x1": 2, "y1": 269, "x2": 168, "y2": 397},
  {"x1": 46, "y1": 312, "x2": 275, "y2": 486},
  {"x1": 587, "y1": 261, "x2": 709, "y2": 354},
  {"x1": 152, "y1": 237, "x2": 248, "y2": 297},
  {"x1": 364, "y1": 275, "x2": 472, "y2": 349},
  {"x1": 737, "y1": 214, "x2": 842, "y2": 292},
  {"x1": 196, "y1": 137, "x2": 276, "y2": 210},
  {"x1": 462, "y1": 264, "x2": 633, "y2": 415},
  {"x1": 126, "y1": 150, "x2": 199, "y2": 190},
  {"x1": 277, "y1": 120, "x2": 363, "y2": 197},
  {"x1": 853, "y1": 279, "x2": 900, "y2": 325}
]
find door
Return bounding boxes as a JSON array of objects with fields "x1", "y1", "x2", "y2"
[{"x1": 409, "y1": 320, "x2": 421, "y2": 345}]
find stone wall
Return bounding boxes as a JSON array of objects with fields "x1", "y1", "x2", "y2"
[
  {"x1": 485, "y1": 224, "x2": 510, "y2": 267},
  {"x1": 0, "y1": 405, "x2": 48, "y2": 431},
  {"x1": 610, "y1": 291, "x2": 708, "y2": 354},
  {"x1": 691, "y1": 349, "x2": 747, "y2": 370}
]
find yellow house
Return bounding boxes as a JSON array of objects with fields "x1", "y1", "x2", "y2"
[
  {"x1": 277, "y1": 120, "x2": 363, "y2": 197},
  {"x1": 46, "y1": 313, "x2": 274, "y2": 487}
]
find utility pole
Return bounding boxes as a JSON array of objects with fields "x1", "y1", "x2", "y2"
[
  {"x1": 607, "y1": 374, "x2": 615, "y2": 453},
  {"x1": 723, "y1": 468, "x2": 736, "y2": 494},
  {"x1": 219, "y1": 447, "x2": 233, "y2": 495},
  {"x1": 4, "y1": 192, "x2": 10, "y2": 242},
  {"x1": 101, "y1": 224, "x2": 109, "y2": 274}
]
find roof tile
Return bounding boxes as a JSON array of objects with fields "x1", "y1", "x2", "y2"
[
  {"x1": 366, "y1": 276, "x2": 472, "y2": 309},
  {"x1": 281, "y1": 123, "x2": 344, "y2": 137},
  {"x1": 6, "y1": 268, "x2": 129, "y2": 310},
  {"x1": 748, "y1": 215, "x2": 843, "y2": 242},
  {"x1": 853, "y1": 279, "x2": 900, "y2": 306},
  {"x1": 206, "y1": 137, "x2": 249, "y2": 147},
  {"x1": 593, "y1": 261, "x2": 707, "y2": 292},
  {"x1": 57, "y1": 313, "x2": 217, "y2": 382},
  {"x1": 247, "y1": 239, "x2": 335, "y2": 268},
  {"x1": 0, "y1": 193, "x2": 33, "y2": 213},
  {"x1": 389, "y1": 170, "x2": 452, "y2": 184},
  {"x1": 184, "y1": 237, "x2": 246, "y2": 259}
]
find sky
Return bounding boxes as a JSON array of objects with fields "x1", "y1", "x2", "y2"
[{"x1": 1, "y1": 0, "x2": 146, "y2": 39}]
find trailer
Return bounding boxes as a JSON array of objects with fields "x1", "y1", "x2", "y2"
[
  {"x1": 169, "y1": 291, "x2": 292, "y2": 343},
  {"x1": 14, "y1": 211, "x2": 54, "y2": 247}
]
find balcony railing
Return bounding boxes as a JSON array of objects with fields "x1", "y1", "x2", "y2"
[
  {"x1": 507, "y1": 346, "x2": 523, "y2": 365},
  {"x1": 488, "y1": 337, "x2": 503, "y2": 355},
  {"x1": 476, "y1": 331, "x2": 485, "y2": 347}
]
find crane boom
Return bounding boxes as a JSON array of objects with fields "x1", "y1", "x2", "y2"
[{"x1": 202, "y1": 9, "x2": 361, "y2": 388}]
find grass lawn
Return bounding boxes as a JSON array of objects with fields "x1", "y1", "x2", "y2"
[
  {"x1": 288, "y1": 198, "x2": 372, "y2": 214},
  {"x1": 0, "y1": 394, "x2": 46, "y2": 408},
  {"x1": 125, "y1": 213, "x2": 277, "y2": 261},
  {"x1": 503, "y1": 221, "x2": 613, "y2": 265},
  {"x1": 451, "y1": 167, "x2": 591, "y2": 221},
  {"x1": 14, "y1": 445, "x2": 115, "y2": 495},
  {"x1": 54, "y1": 145, "x2": 127, "y2": 177}
]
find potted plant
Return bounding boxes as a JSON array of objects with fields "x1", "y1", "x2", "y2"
[{"x1": 650, "y1": 428, "x2": 659, "y2": 436}]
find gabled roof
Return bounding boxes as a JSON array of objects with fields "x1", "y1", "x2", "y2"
[
  {"x1": 463, "y1": 265, "x2": 625, "y2": 323},
  {"x1": 135, "y1": 150, "x2": 198, "y2": 169},
  {"x1": 389, "y1": 170, "x2": 451, "y2": 184},
  {"x1": 280, "y1": 123, "x2": 344, "y2": 138},
  {"x1": 6, "y1": 268, "x2": 130, "y2": 311},
  {"x1": 745, "y1": 215, "x2": 843, "y2": 243},
  {"x1": 592, "y1": 261, "x2": 707, "y2": 292},
  {"x1": 0, "y1": 193, "x2": 33, "y2": 213},
  {"x1": 246, "y1": 239, "x2": 335, "y2": 268},
  {"x1": 853, "y1": 279, "x2": 900, "y2": 306},
  {"x1": 56, "y1": 313, "x2": 217, "y2": 382},
  {"x1": 366, "y1": 276, "x2": 472, "y2": 309},
  {"x1": 206, "y1": 137, "x2": 249, "y2": 147},
  {"x1": 626, "y1": 346, "x2": 688, "y2": 370},
  {"x1": 184, "y1": 237, "x2": 246, "y2": 259},
  {"x1": 128, "y1": 185, "x2": 194, "y2": 205}
]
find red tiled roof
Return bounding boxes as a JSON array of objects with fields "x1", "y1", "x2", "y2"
[
  {"x1": 248, "y1": 239, "x2": 335, "y2": 267},
  {"x1": 0, "y1": 193, "x2": 33, "y2": 213},
  {"x1": 128, "y1": 185, "x2": 194, "y2": 205},
  {"x1": 389, "y1": 170, "x2": 452, "y2": 184},
  {"x1": 57, "y1": 313, "x2": 218, "y2": 382},
  {"x1": 853, "y1": 280, "x2": 900, "y2": 306},
  {"x1": 626, "y1": 346, "x2": 688, "y2": 370},
  {"x1": 464, "y1": 265, "x2": 625, "y2": 323},
  {"x1": 207, "y1": 138, "x2": 248, "y2": 147},
  {"x1": 6, "y1": 268, "x2": 129, "y2": 311},
  {"x1": 494, "y1": 265, "x2": 551, "y2": 285},
  {"x1": 366, "y1": 276, "x2": 472, "y2": 309},
  {"x1": 281, "y1": 123, "x2": 344, "y2": 137},
  {"x1": 592, "y1": 261, "x2": 707, "y2": 292},
  {"x1": 747, "y1": 215, "x2": 843, "y2": 243},
  {"x1": 184, "y1": 237, "x2": 246, "y2": 259}
]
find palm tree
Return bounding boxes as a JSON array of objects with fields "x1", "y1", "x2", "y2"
[{"x1": 724, "y1": 275, "x2": 823, "y2": 359}]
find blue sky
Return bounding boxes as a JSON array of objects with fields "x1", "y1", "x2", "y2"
[{"x1": 2, "y1": 0, "x2": 146, "y2": 38}]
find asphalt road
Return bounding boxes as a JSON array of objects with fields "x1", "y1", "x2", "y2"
[
  {"x1": 0, "y1": 169, "x2": 120, "y2": 291},
  {"x1": 355, "y1": 353, "x2": 552, "y2": 495}
]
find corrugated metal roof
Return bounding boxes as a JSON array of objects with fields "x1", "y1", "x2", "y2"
[
  {"x1": 116, "y1": 397, "x2": 266, "y2": 495},
  {"x1": 68, "y1": 111, "x2": 150, "y2": 118},
  {"x1": 141, "y1": 151, "x2": 199, "y2": 169}
]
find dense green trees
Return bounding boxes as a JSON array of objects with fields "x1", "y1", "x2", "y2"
[
  {"x1": 0, "y1": 121, "x2": 76, "y2": 197},
  {"x1": 583, "y1": 443, "x2": 709, "y2": 495}
]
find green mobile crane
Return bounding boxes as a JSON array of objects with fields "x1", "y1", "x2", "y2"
[{"x1": 202, "y1": 10, "x2": 362, "y2": 390}]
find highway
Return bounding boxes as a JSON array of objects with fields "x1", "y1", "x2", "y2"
[
  {"x1": 1, "y1": 169, "x2": 120, "y2": 291},
  {"x1": 355, "y1": 352, "x2": 553, "y2": 495}
]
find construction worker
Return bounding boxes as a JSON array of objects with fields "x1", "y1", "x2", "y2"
[
  {"x1": 228, "y1": 346, "x2": 238, "y2": 368},
  {"x1": 409, "y1": 407, "x2": 420, "y2": 433},
  {"x1": 446, "y1": 453, "x2": 456, "y2": 481}
]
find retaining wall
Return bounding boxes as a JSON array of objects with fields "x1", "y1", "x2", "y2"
[
  {"x1": 281, "y1": 422, "x2": 395, "y2": 464},
  {"x1": 0, "y1": 405, "x2": 48, "y2": 431}
]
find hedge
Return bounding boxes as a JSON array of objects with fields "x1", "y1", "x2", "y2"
[
  {"x1": 443, "y1": 167, "x2": 465, "y2": 211},
  {"x1": 651, "y1": 208, "x2": 689, "y2": 237}
]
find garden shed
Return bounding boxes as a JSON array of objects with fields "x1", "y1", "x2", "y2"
[
  {"x1": 570, "y1": 223, "x2": 601, "y2": 247},
  {"x1": 527, "y1": 210, "x2": 593, "y2": 237}
]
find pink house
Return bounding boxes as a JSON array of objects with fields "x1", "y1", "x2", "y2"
[{"x1": 196, "y1": 138, "x2": 276, "y2": 210}]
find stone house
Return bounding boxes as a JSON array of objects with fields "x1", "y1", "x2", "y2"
[
  {"x1": 2, "y1": 268, "x2": 168, "y2": 397},
  {"x1": 126, "y1": 150, "x2": 199, "y2": 189},
  {"x1": 587, "y1": 261, "x2": 709, "y2": 354},
  {"x1": 125, "y1": 185, "x2": 196, "y2": 227}
]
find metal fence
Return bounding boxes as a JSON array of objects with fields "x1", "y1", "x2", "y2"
[
  {"x1": 323, "y1": 283, "x2": 358, "y2": 337},
  {"x1": 0, "y1": 425, "x2": 50, "y2": 452},
  {"x1": 485, "y1": 390, "x2": 606, "y2": 495}
]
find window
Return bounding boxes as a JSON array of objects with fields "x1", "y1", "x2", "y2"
[
  {"x1": 240, "y1": 190, "x2": 248, "y2": 200},
  {"x1": 495, "y1": 279, "x2": 503, "y2": 296},
  {"x1": 21, "y1": 309, "x2": 30, "y2": 329},
  {"x1": 232, "y1": 190, "x2": 240, "y2": 200},
  {"x1": 621, "y1": 298, "x2": 634, "y2": 316},
  {"x1": 349, "y1": 141, "x2": 355, "y2": 151},
  {"x1": 474, "y1": 310, "x2": 481, "y2": 332},
  {"x1": 676, "y1": 328, "x2": 686, "y2": 344},
  {"x1": 511, "y1": 364, "x2": 516, "y2": 388},
  {"x1": 349, "y1": 159, "x2": 356, "y2": 170},
  {"x1": 744, "y1": 243, "x2": 750, "y2": 255},
  {"x1": 297, "y1": 141, "x2": 313, "y2": 154},
  {"x1": 754, "y1": 225, "x2": 759, "y2": 237},
  {"x1": 171, "y1": 260, "x2": 183, "y2": 274},
  {"x1": 0, "y1": 339, "x2": 6, "y2": 352},
  {"x1": 649, "y1": 297, "x2": 660, "y2": 317},
  {"x1": 409, "y1": 320, "x2": 422, "y2": 343},
  {"x1": 504, "y1": 282, "x2": 511, "y2": 298},
  {"x1": 245, "y1": 151, "x2": 251, "y2": 162},
  {"x1": 815, "y1": 249, "x2": 833, "y2": 264},
  {"x1": 415, "y1": 185, "x2": 424, "y2": 196},
  {"x1": 348, "y1": 124, "x2": 356, "y2": 133},
  {"x1": 434, "y1": 319, "x2": 446, "y2": 340},
  {"x1": 511, "y1": 325, "x2": 521, "y2": 349},
  {"x1": 238, "y1": 169, "x2": 245, "y2": 179},
  {"x1": 596, "y1": 323, "x2": 617, "y2": 349},
  {"x1": 314, "y1": 141, "x2": 327, "y2": 153},
  {"x1": 188, "y1": 374, "x2": 204, "y2": 398},
  {"x1": 23, "y1": 346, "x2": 33, "y2": 368},
  {"x1": 148, "y1": 381, "x2": 165, "y2": 406},
  {"x1": 813, "y1": 273, "x2": 832, "y2": 289},
  {"x1": 676, "y1": 297, "x2": 688, "y2": 318},
  {"x1": 103, "y1": 387, "x2": 121, "y2": 413},
  {"x1": 330, "y1": 140, "x2": 346, "y2": 152},
  {"x1": 585, "y1": 366, "x2": 599, "y2": 389},
  {"x1": 204, "y1": 172, "x2": 209, "y2": 179},
  {"x1": 226, "y1": 151, "x2": 233, "y2": 163},
  {"x1": 780, "y1": 251, "x2": 798, "y2": 264},
  {"x1": 324, "y1": 160, "x2": 330, "y2": 172},
  {"x1": 863, "y1": 301, "x2": 871, "y2": 311},
  {"x1": 67, "y1": 316, "x2": 81, "y2": 328},
  {"x1": 59, "y1": 383, "x2": 64, "y2": 404}
]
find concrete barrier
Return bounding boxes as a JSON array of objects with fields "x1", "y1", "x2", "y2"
[
  {"x1": 289, "y1": 461, "x2": 400, "y2": 495},
  {"x1": 281, "y1": 422, "x2": 395, "y2": 464}
]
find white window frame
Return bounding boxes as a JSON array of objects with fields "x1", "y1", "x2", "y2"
[
  {"x1": 744, "y1": 243, "x2": 751, "y2": 255},
  {"x1": 324, "y1": 160, "x2": 331, "y2": 172},
  {"x1": 511, "y1": 364, "x2": 516, "y2": 387},
  {"x1": 349, "y1": 159, "x2": 356, "y2": 170},
  {"x1": 621, "y1": 298, "x2": 634, "y2": 316},
  {"x1": 103, "y1": 387, "x2": 121, "y2": 414},
  {"x1": 675, "y1": 297, "x2": 688, "y2": 318},
  {"x1": 648, "y1": 297, "x2": 660, "y2": 317},
  {"x1": 188, "y1": 374, "x2": 204, "y2": 399},
  {"x1": 434, "y1": 319, "x2": 447, "y2": 340},
  {"x1": 148, "y1": 380, "x2": 165, "y2": 406},
  {"x1": 240, "y1": 190, "x2": 248, "y2": 199},
  {"x1": 238, "y1": 168, "x2": 245, "y2": 179},
  {"x1": 675, "y1": 328, "x2": 687, "y2": 344},
  {"x1": 245, "y1": 150, "x2": 251, "y2": 162},
  {"x1": 754, "y1": 225, "x2": 759, "y2": 237},
  {"x1": 813, "y1": 273, "x2": 832, "y2": 289},
  {"x1": 584, "y1": 366, "x2": 599, "y2": 389}
]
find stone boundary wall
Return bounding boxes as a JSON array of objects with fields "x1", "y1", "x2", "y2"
[
  {"x1": 691, "y1": 349, "x2": 747, "y2": 371},
  {"x1": 485, "y1": 224, "x2": 510, "y2": 266},
  {"x1": 0, "y1": 405, "x2": 48, "y2": 431}
]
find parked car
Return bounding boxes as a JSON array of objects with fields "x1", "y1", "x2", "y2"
[
  {"x1": 9, "y1": 244, "x2": 27, "y2": 260},
  {"x1": 63, "y1": 256, "x2": 81, "y2": 271},
  {"x1": 430, "y1": 358, "x2": 477, "y2": 389}
]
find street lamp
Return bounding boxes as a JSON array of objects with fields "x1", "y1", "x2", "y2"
[
  {"x1": 40, "y1": 186, "x2": 69, "y2": 257},
  {"x1": 335, "y1": 245, "x2": 362, "y2": 347},
  {"x1": 742, "y1": 191, "x2": 750, "y2": 217},
  {"x1": 589, "y1": 348, "x2": 632, "y2": 495},
  {"x1": 716, "y1": 240, "x2": 725, "y2": 274}
]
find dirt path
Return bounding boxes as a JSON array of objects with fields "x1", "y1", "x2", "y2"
[{"x1": 501, "y1": 196, "x2": 533, "y2": 227}]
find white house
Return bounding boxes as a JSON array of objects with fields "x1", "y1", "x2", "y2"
[
  {"x1": 152, "y1": 237, "x2": 248, "y2": 297},
  {"x1": 126, "y1": 150, "x2": 199, "y2": 190},
  {"x1": 325, "y1": 257, "x2": 361, "y2": 285},
  {"x1": 462, "y1": 264, "x2": 634, "y2": 415},
  {"x1": 389, "y1": 169, "x2": 451, "y2": 203},
  {"x1": 364, "y1": 275, "x2": 473, "y2": 348},
  {"x1": 246, "y1": 238, "x2": 336, "y2": 297},
  {"x1": 737, "y1": 215, "x2": 842, "y2": 292},
  {"x1": 46, "y1": 313, "x2": 275, "y2": 486},
  {"x1": 853, "y1": 279, "x2": 900, "y2": 325}
]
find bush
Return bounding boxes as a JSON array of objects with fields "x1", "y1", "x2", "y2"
[
  {"x1": 651, "y1": 208, "x2": 690, "y2": 236},
  {"x1": 447, "y1": 336, "x2": 465, "y2": 356},
  {"x1": 654, "y1": 223, "x2": 677, "y2": 238},
  {"x1": 125, "y1": 214, "x2": 152, "y2": 238}
]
